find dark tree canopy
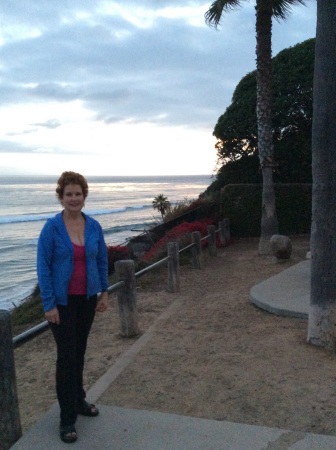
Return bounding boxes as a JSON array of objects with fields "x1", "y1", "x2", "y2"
[{"x1": 211, "y1": 38, "x2": 314, "y2": 189}]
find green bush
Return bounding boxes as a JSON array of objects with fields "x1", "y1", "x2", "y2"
[
  {"x1": 11, "y1": 292, "x2": 45, "y2": 335},
  {"x1": 220, "y1": 183, "x2": 312, "y2": 237},
  {"x1": 164, "y1": 196, "x2": 216, "y2": 222},
  {"x1": 164, "y1": 198, "x2": 193, "y2": 222}
]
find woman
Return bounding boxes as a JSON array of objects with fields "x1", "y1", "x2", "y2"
[{"x1": 37, "y1": 171, "x2": 109, "y2": 444}]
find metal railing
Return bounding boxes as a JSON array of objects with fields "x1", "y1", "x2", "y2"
[{"x1": 12, "y1": 219, "x2": 230, "y2": 346}]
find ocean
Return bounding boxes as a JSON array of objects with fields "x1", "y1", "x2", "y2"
[{"x1": 0, "y1": 174, "x2": 212, "y2": 311}]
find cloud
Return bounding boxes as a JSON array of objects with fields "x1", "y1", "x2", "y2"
[
  {"x1": 31, "y1": 118, "x2": 62, "y2": 129},
  {"x1": 0, "y1": 1, "x2": 317, "y2": 175}
]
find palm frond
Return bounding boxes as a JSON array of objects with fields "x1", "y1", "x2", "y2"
[
  {"x1": 205, "y1": 0, "x2": 243, "y2": 27},
  {"x1": 272, "y1": 0, "x2": 307, "y2": 21}
]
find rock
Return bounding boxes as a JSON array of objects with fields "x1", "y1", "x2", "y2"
[{"x1": 270, "y1": 234, "x2": 292, "y2": 259}]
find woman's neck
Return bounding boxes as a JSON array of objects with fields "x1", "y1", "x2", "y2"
[{"x1": 62, "y1": 210, "x2": 83, "y2": 221}]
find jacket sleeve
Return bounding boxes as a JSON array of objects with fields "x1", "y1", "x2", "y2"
[
  {"x1": 96, "y1": 223, "x2": 109, "y2": 292},
  {"x1": 37, "y1": 221, "x2": 56, "y2": 312}
]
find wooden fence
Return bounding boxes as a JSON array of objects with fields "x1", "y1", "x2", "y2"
[{"x1": 0, "y1": 219, "x2": 230, "y2": 449}]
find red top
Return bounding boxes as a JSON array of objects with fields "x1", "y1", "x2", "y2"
[{"x1": 68, "y1": 243, "x2": 87, "y2": 295}]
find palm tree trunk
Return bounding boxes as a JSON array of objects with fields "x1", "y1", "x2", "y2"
[
  {"x1": 307, "y1": 0, "x2": 336, "y2": 350},
  {"x1": 255, "y1": 0, "x2": 278, "y2": 254}
]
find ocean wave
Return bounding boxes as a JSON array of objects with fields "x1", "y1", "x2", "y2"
[
  {"x1": 0, "y1": 213, "x2": 55, "y2": 224},
  {"x1": 103, "y1": 221, "x2": 156, "y2": 236},
  {"x1": 0, "y1": 222, "x2": 154, "y2": 253},
  {"x1": 0, "y1": 283, "x2": 37, "y2": 310},
  {"x1": 0, "y1": 204, "x2": 152, "y2": 225},
  {"x1": 0, "y1": 241, "x2": 37, "y2": 255}
]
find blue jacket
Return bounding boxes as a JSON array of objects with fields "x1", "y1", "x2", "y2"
[{"x1": 37, "y1": 212, "x2": 108, "y2": 312}]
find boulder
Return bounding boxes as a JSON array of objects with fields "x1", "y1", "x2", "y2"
[{"x1": 270, "y1": 234, "x2": 292, "y2": 259}]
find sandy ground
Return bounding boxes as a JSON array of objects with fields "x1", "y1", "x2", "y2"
[{"x1": 13, "y1": 236, "x2": 336, "y2": 436}]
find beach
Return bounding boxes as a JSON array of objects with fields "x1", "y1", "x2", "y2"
[{"x1": 14, "y1": 234, "x2": 336, "y2": 437}]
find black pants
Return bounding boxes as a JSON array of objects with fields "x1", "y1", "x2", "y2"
[{"x1": 49, "y1": 295, "x2": 97, "y2": 426}]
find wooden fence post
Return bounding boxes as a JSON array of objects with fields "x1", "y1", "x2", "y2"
[
  {"x1": 115, "y1": 260, "x2": 139, "y2": 338},
  {"x1": 0, "y1": 310, "x2": 22, "y2": 450},
  {"x1": 208, "y1": 225, "x2": 217, "y2": 257},
  {"x1": 218, "y1": 220, "x2": 226, "y2": 246},
  {"x1": 191, "y1": 231, "x2": 203, "y2": 269},
  {"x1": 223, "y1": 218, "x2": 231, "y2": 242},
  {"x1": 167, "y1": 241, "x2": 180, "y2": 292}
]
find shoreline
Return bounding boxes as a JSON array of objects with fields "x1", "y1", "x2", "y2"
[{"x1": 1, "y1": 174, "x2": 211, "y2": 313}]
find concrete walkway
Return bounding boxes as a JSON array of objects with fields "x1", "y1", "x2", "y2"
[
  {"x1": 250, "y1": 259, "x2": 310, "y2": 319},
  {"x1": 10, "y1": 403, "x2": 336, "y2": 449},
  {"x1": 12, "y1": 258, "x2": 336, "y2": 450}
]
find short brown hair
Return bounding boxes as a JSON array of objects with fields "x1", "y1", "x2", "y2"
[{"x1": 56, "y1": 171, "x2": 89, "y2": 200}]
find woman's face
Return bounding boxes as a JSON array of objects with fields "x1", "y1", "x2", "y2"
[{"x1": 61, "y1": 183, "x2": 85, "y2": 213}]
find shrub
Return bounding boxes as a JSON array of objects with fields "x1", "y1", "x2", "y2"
[
  {"x1": 185, "y1": 197, "x2": 213, "y2": 211},
  {"x1": 11, "y1": 292, "x2": 45, "y2": 334},
  {"x1": 107, "y1": 245, "x2": 129, "y2": 274},
  {"x1": 143, "y1": 219, "x2": 214, "y2": 263},
  {"x1": 220, "y1": 183, "x2": 312, "y2": 237},
  {"x1": 164, "y1": 198, "x2": 194, "y2": 222}
]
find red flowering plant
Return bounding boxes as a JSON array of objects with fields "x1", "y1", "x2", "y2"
[
  {"x1": 107, "y1": 245, "x2": 129, "y2": 274},
  {"x1": 143, "y1": 219, "x2": 214, "y2": 263}
]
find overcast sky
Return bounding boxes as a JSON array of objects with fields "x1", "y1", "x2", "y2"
[{"x1": 0, "y1": 1, "x2": 316, "y2": 177}]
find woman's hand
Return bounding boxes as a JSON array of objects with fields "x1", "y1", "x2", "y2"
[
  {"x1": 45, "y1": 307, "x2": 60, "y2": 325},
  {"x1": 96, "y1": 292, "x2": 109, "y2": 312}
]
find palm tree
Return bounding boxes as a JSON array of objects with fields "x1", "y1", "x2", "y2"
[
  {"x1": 152, "y1": 194, "x2": 171, "y2": 220},
  {"x1": 205, "y1": 0, "x2": 306, "y2": 254},
  {"x1": 307, "y1": 0, "x2": 336, "y2": 350}
]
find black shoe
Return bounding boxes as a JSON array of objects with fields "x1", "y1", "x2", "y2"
[
  {"x1": 77, "y1": 399, "x2": 99, "y2": 417},
  {"x1": 60, "y1": 424, "x2": 77, "y2": 443}
]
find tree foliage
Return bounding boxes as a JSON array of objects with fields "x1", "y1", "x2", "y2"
[
  {"x1": 206, "y1": 1, "x2": 308, "y2": 255},
  {"x1": 205, "y1": 0, "x2": 306, "y2": 25},
  {"x1": 212, "y1": 38, "x2": 314, "y2": 187},
  {"x1": 152, "y1": 194, "x2": 171, "y2": 219}
]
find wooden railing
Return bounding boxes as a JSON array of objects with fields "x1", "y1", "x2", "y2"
[{"x1": 0, "y1": 219, "x2": 230, "y2": 449}]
